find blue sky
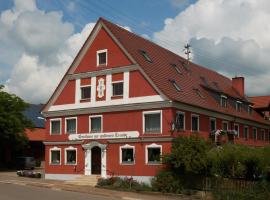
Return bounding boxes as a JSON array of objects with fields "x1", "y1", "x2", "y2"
[{"x1": 1, "y1": 0, "x2": 270, "y2": 103}]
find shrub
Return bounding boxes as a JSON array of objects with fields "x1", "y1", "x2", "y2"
[{"x1": 165, "y1": 136, "x2": 210, "y2": 175}]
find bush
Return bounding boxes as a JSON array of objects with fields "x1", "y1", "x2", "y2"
[
  {"x1": 97, "y1": 177, "x2": 151, "y2": 192},
  {"x1": 164, "y1": 135, "x2": 210, "y2": 175},
  {"x1": 151, "y1": 170, "x2": 183, "y2": 193}
]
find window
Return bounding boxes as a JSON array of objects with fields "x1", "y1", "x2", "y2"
[
  {"x1": 191, "y1": 115, "x2": 199, "y2": 132},
  {"x1": 139, "y1": 50, "x2": 152, "y2": 63},
  {"x1": 253, "y1": 128, "x2": 257, "y2": 140},
  {"x1": 169, "y1": 79, "x2": 181, "y2": 91},
  {"x1": 112, "y1": 82, "x2": 123, "y2": 96},
  {"x1": 222, "y1": 121, "x2": 228, "y2": 131},
  {"x1": 50, "y1": 147, "x2": 61, "y2": 165},
  {"x1": 120, "y1": 144, "x2": 134, "y2": 164},
  {"x1": 50, "y1": 119, "x2": 61, "y2": 135},
  {"x1": 234, "y1": 124, "x2": 239, "y2": 137},
  {"x1": 90, "y1": 116, "x2": 102, "y2": 132},
  {"x1": 175, "y1": 112, "x2": 185, "y2": 131},
  {"x1": 171, "y1": 63, "x2": 182, "y2": 74},
  {"x1": 193, "y1": 88, "x2": 204, "y2": 98},
  {"x1": 261, "y1": 129, "x2": 265, "y2": 141},
  {"x1": 220, "y1": 95, "x2": 227, "y2": 107},
  {"x1": 81, "y1": 86, "x2": 91, "y2": 99},
  {"x1": 210, "y1": 118, "x2": 216, "y2": 132},
  {"x1": 244, "y1": 126, "x2": 249, "y2": 139},
  {"x1": 97, "y1": 49, "x2": 107, "y2": 66},
  {"x1": 65, "y1": 118, "x2": 77, "y2": 134},
  {"x1": 235, "y1": 101, "x2": 242, "y2": 112},
  {"x1": 248, "y1": 105, "x2": 253, "y2": 115},
  {"x1": 146, "y1": 144, "x2": 162, "y2": 164},
  {"x1": 143, "y1": 111, "x2": 162, "y2": 133},
  {"x1": 65, "y1": 147, "x2": 77, "y2": 165}
]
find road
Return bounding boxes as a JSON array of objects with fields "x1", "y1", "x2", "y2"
[{"x1": 0, "y1": 183, "x2": 120, "y2": 200}]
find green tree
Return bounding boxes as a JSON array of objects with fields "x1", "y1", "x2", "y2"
[
  {"x1": 0, "y1": 85, "x2": 33, "y2": 168},
  {"x1": 165, "y1": 135, "x2": 210, "y2": 174}
]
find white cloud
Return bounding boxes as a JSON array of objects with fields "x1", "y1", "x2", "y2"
[
  {"x1": 154, "y1": 0, "x2": 270, "y2": 96},
  {"x1": 2, "y1": 0, "x2": 95, "y2": 103}
]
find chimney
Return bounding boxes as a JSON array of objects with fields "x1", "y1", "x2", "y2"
[{"x1": 232, "y1": 77, "x2": 245, "y2": 97}]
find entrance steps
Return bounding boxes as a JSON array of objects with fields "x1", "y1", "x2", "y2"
[{"x1": 64, "y1": 175, "x2": 100, "y2": 186}]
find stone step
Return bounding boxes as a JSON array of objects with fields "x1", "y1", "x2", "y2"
[{"x1": 65, "y1": 175, "x2": 100, "y2": 186}]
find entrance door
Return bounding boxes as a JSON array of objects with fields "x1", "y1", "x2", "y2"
[{"x1": 91, "y1": 146, "x2": 101, "y2": 174}]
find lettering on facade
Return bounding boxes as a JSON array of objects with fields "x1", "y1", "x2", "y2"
[
  {"x1": 68, "y1": 131, "x2": 139, "y2": 141},
  {"x1": 97, "y1": 78, "x2": 105, "y2": 98}
]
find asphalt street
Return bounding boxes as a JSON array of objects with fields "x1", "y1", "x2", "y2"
[{"x1": 0, "y1": 183, "x2": 120, "y2": 200}]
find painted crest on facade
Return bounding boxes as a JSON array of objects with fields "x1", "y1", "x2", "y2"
[{"x1": 97, "y1": 78, "x2": 105, "y2": 98}]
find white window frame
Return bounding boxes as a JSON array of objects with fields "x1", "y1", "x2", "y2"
[
  {"x1": 248, "y1": 105, "x2": 253, "y2": 115},
  {"x1": 261, "y1": 129, "x2": 265, "y2": 141},
  {"x1": 176, "y1": 111, "x2": 185, "y2": 131},
  {"x1": 89, "y1": 115, "x2": 103, "y2": 133},
  {"x1": 253, "y1": 127, "x2": 257, "y2": 140},
  {"x1": 222, "y1": 121, "x2": 229, "y2": 131},
  {"x1": 49, "y1": 147, "x2": 61, "y2": 165},
  {"x1": 143, "y1": 110, "x2": 162, "y2": 134},
  {"x1": 80, "y1": 84, "x2": 91, "y2": 100},
  {"x1": 111, "y1": 80, "x2": 124, "y2": 97},
  {"x1": 244, "y1": 126, "x2": 249, "y2": 139},
  {"x1": 97, "y1": 49, "x2": 108, "y2": 66},
  {"x1": 64, "y1": 146, "x2": 77, "y2": 165},
  {"x1": 191, "y1": 114, "x2": 200, "y2": 132},
  {"x1": 234, "y1": 123, "x2": 240, "y2": 137},
  {"x1": 145, "y1": 143, "x2": 162, "y2": 165},
  {"x1": 235, "y1": 101, "x2": 242, "y2": 112},
  {"x1": 50, "y1": 118, "x2": 62, "y2": 135},
  {"x1": 220, "y1": 95, "x2": 227, "y2": 107},
  {"x1": 65, "y1": 117, "x2": 77, "y2": 134},
  {"x1": 119, "y1": 144, "x2": 135, "y2": 165},
  {"x1": 209, "y1": 118, "x2": 216, "y2": 132}
]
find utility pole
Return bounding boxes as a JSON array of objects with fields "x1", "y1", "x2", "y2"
[{"x1": 184, "y1": 43, "x2": 191, "y2": 64}]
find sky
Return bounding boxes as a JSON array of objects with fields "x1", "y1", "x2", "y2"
[{"x1": 0, "y1": 0, "x2": 270, "y2": 103}]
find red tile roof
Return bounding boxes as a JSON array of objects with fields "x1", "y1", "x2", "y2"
[
  {"x1": 25, "y1": 128, "x2": 45, "y2": 141},
  {"x1": 250, "y1": 96, "x2": 270, "y2": 109},
  {"x1": 100, "y1": 18, "x2": 269, "y2": 125}
]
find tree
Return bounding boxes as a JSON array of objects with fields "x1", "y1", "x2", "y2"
[
  {"x1": 165, "y1": 135, "x2": 210, "y2": 175},
  {"x1": 0, "y1": 85, "x2": 33, "y2": 168}
]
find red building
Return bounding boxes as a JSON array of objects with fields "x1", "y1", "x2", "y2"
[{"x1": 41, "y1": 18, "x2": 270, "y2": 183}]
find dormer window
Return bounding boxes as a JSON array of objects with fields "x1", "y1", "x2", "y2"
[
  {"x1": 220, "y1": 95, "x2": 227, "y2": 107},
  {"x1": 248, "y1": 105, "x2": 253, "y2": 115},
  {"x1": 235, "y1": 101, "x2": 242, "y2": 112},
  {"x1": 97, "y1": 49, "x2": 107, "y2": 66}
]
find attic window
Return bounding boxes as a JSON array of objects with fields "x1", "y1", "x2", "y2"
[
  {"x1": 170, "y1": 64, "x2": 182, "y2": 74},
  {"x1": 139, "y1": 50, "x2": 152, "y2": 63},
  {"x1": 179, "y1": 60, "x2": 190, "y2": 73},
  {"x1": 97, "y1": 49, "x2": 107, "y2": 66},
  {"x1": 200, "y1": 76, "x2": 209, "y2": 87},
  {"x1": 193, "y1": 88, "x2": 205, "y2": 99},
  {"x1": 235, "y1": 101, "x2": 242, "y2": 112},
  {"x1": 169, "y1": 79, "x2": 181, "y2": 91},
  {"x1": 248, "y1": 105, "x2": 253, "y2": 115},
  {"x1": 220, "y1": 95, "x2": 227, "y2": 108},
  {"x1": 213, "y1": 82, "x2": 221, "y2": 91}
]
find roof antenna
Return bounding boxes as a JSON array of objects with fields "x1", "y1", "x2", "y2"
[{"x1": 184, "y1": 43, "x2": 191, "y2": 64}]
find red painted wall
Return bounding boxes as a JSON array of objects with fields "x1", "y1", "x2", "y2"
[
  {"x1": 45, "y1": 144, "x2": 85, "y2": 174},
  {"x1": 53, "y1": 80, "x2": 75, "y2": 105},
  {"x1": 107, "y1": 142, "x2": 171, "y2": 176},
  {"x1": 75, "y1": 28, "x2": 132, "y2": 74},
  {"x1": 129, "y1": 71, "x2": 158, "y2": 97}
]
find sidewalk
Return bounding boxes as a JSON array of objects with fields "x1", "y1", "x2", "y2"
[{"x1": 0, "y1": 171, "x2": 207, "y2": 200}]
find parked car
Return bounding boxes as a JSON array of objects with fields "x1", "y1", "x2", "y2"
[{"x1": 15, "y1": 157, "x2": 35, "y2": 170}]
